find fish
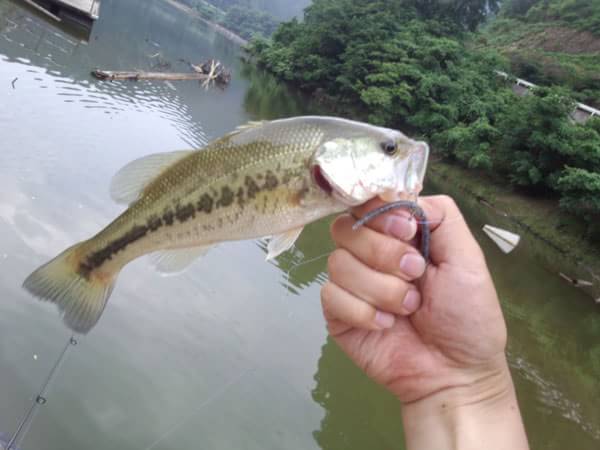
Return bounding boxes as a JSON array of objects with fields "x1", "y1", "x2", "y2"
[{"x1": 23, "y1": 116, "x2": 429, "y2": 334}]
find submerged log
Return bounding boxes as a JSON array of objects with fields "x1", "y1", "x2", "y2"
[
  {"x1": 91, "y1": 70, "x2": 211, "y2": 81},
  {"x1": 92, "y1": 58, "x2": 231, "y2": 87}
]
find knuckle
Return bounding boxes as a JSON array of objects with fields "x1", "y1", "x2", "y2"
[
  {"x1": 320, "y1": 282, "x2": 335, "y2": 306},
  {"x1": 436, "y1": 195, "x2": 459, "y2": 211},
  {"x1": 330, "y1": 215, "x2": 350, "y2": 241},
  {"x1": 350, "y1": 301, "x2": 374, "y2": 325},
  {"x1": 370, "y1": 238, "x2": 404, "y2": 270},
  {"x1": 380, "y1": 280, "x2": 408, "y2": 310},
  {"x1": 327, "y1": 249, "x2": 348, "y2": 279}
]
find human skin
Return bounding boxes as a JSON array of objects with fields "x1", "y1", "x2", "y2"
[{"x1": 320, "y1": 195, "x2": 529, "y2": 450}]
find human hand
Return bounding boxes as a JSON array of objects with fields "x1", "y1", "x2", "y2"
[{"x1": 320, "y1": 195, "x2": 508, "y2": 404}]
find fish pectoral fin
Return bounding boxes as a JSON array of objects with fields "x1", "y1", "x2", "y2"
[
  {"x1": 110, "y1": 150, "x2": 194, "y2": 204},
  {"x1": 149, "y1": 245, "x2": 212, "y2": 275},
  {"x1": 266, "y1": 227, "x2": 304, "y2": 261}
]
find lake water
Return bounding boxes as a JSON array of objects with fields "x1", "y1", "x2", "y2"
[{"x1": 0, "y1": 1, "x2": 599, "y2": 449}]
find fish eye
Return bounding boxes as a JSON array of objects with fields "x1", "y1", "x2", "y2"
[{"x1": 381, "y1": 140, "x2": 397, "y2": 155}]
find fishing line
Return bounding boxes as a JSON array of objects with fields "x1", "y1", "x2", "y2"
[
  {"x1": 5, "y1": 335, "x2": 77, "y2": 450},
  {"x1": 279, "y1": 251, "x2": 334, "y2": 304},
  {"x1": 142, "y1": 367, "x2": 254, "y2": 450}
]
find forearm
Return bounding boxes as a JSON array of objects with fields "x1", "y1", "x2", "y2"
[{"x1": 401, "y1": 357, "x2": 529, "y2": 450}]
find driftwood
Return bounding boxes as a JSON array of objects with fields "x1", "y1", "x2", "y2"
[
  {"x1": 193, "y1": 59, "x2": 231, "y2": 88},
  {"x1": 91, "y1": 59, "x2": 232, "y2": 87},
  {"x1": 92, "y1": 70, "x2": 211, "y2": 81}
]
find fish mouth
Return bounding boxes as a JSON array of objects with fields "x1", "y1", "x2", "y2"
[
  {"x1": 311, "y1": 164, "x2": 363, "y2": 206},
  {"x1": 311, "y1": 165, "x2": 333, "y2": 195}
]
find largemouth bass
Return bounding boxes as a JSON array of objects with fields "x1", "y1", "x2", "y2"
[{"x1": 23, "y1": 116, "x2": 429, "y2": 334}]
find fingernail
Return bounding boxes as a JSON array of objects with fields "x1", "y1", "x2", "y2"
[
  {"x1": 383, "y1": 213, "x2": 417, "y2": 241},
  {"x1": 400, "y1": 253, "x2": 426, "y2": 279},
  {"x1": 375, "y1": 311, "x2": 395, "y2": 329},
  {"x1": 403, "y1": 290, "x2": 421, "y2": 313}
]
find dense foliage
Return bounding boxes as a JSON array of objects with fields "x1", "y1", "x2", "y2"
[
  {"x1": 221, "y1": 5, "x2": 279, "y2": 39},
  {"x1": 404, "y1": 0, "x2": 501, "y2": 31},
  {"x1": 483, "y1": 0, "x2": 600, "y2": 107},
  {"x1": 206, "y1": 0, "x2": 311, "y2": 20},
  {"x1": 178, "y1": 0, "x2": 280, "y2": 38},
  {"x1": 503, "y1": 0, "x2": 600, "y2": 35},
  {"x1": 247, "y1": 0, "x2": 600, "y2": 238}
]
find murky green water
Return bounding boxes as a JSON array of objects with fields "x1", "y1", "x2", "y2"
[{"x1": 0, "y1": 1, "x2": 599, "y2": 449}]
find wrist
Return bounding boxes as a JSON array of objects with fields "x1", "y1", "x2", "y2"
[{"x1": 401, "y1": 355, "x2": 529, "y2": 450}]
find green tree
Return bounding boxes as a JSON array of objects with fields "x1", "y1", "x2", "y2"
[
  {"x1": 496, "y1": 88, "x2": 600, "y2": 190},
  {"x1": 558, "y1": 167, "x2": 600, "y2": 239},
  {"x1": 404, "y1": 0, "x2": 501, "y2": 31},
  {"x1": 247, "y1": 0, "x2": 600, "y2": 234},
  {"x1": 222, "y1": 5, "x2": 279, "y2": 39}
]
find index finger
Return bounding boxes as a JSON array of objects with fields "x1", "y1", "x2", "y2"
[{"x1": 352, "y1": 195, "x2": 485, "y2": 268}]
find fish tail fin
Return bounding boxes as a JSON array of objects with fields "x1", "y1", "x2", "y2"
[{"x1": 23, "y1": 242, "x2": 117, "y2": 334}]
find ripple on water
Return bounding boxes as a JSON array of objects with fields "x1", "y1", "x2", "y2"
[{"x1": 509, "y1": 352, "x2": 600, "y2": 441}]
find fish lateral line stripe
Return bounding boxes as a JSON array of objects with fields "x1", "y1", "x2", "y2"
[
  {"x1": 78, "y1": 171, "x2": 281, "y2": 275},
  {"x1": 79, "y1": 224, "x2": 150, "y2": 276}
]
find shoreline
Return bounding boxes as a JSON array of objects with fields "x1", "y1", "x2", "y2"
[
  {"x1": 160, "y1": 5, "x2": 599, "y2": 302},
  {"x1": 244, "y1": 61, "x2": 600, "y2": 303},
  {"x1": 164, "y1": 0, "x2": 249, "y2": 47},
  {"x1": 427, "y1": 160, "x2": 600, "y2": 302}
]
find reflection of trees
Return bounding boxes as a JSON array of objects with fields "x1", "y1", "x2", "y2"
[
  {"x1": 503, "y1": 297, "x2": 600, "y2": 444},
  {"x1": 311, "y1": 337, "x2": 406, "y2": 450},
  {"x1": 256, "y1": 218, "x2": 334, "y2": 294},
  {"x1": 276, "y1": 218, "x2": 334, "y2": 293},
  {"x1": 435, "y1": 173, "x2": 600, "y2": 445},
  {"x1": 241, "y1": 62, "x2": 313, "y2": 119},
  {"x1": 0, "y1": 2, "x2": 17, "y2": 32},
  {"x1": 241, "y1": 63, "x2": 337, "y2": 293}
]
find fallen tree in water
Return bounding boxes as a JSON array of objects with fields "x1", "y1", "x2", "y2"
[{"x1": 91, "y1": 60, "x2": 231, "y2": 87}]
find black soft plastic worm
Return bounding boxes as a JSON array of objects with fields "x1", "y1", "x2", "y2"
[{"x1": 352, "y1": 200, "x2": 430, "y2": 263}]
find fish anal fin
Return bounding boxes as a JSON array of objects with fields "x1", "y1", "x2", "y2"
[
  {"x1": 266, "y1": 227, "x2": 304, "y2": 261},
  {"x1": 110, "y1": 150, "x2": 194, "y2": 205},
  {"x1": 149, "y1": 245, "x2": 212, "y2": 275}
]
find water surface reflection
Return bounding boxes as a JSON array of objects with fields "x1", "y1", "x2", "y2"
[{"x1": 1, "y1": 1, "x2": 599, "y2": 449}]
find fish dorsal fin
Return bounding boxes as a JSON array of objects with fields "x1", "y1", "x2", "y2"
[
  {"x1": 266, "y1": 226, "x2": 304, "y2": 261},
  {"x1": 235, "y1": 120, "x2": 268, "y2": 132},
  {"x1": 149, "y1": 245, "x2": 212, "y2": 275},
  {"x1": 110, "y1": 150, "x2": 194, "y2": 204}
]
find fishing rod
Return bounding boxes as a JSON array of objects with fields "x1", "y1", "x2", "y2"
[{"x1": 4, "y1": 335, "x2": 78, "y2": 450}]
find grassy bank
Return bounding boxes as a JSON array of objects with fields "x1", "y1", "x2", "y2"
[
  {"x1": 478, "y1": 15, "x2": 600, "y2": 107},
  {"x1": 427, "y1": 160, "x2": 600, "y2": 301}
]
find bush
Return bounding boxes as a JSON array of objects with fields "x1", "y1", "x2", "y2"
[
  {"x1": 248, "y1": 0, "x2": 600, "y2": 236},
  {"x1": 221, "y1": 5, "x2": 279, "y2": 40},
  {"x1": 558, "y1": 167, "x2": 600, "y2": 239},
  {"x1": 526, "y1": 0, "x2": 600, "y2": 35}
]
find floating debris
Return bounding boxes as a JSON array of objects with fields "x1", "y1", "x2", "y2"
[
  {"x1": 92, "y1": 69, "x2": 211, "y2": 81},
  {"x1": 482, "y1": 224, "x2": 521, "y2": 254},
  {"x1": 558, "y1": 272, "x2": 594, "y2": 288},
  {"x1": 92, "y1": 59, "x2": 231, "y2": 88}
]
